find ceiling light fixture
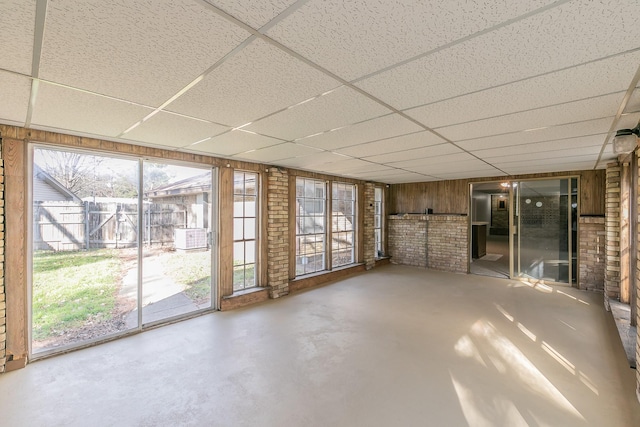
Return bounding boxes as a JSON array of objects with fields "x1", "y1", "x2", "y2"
[{"x1": 613, "y1": 123, "x2": 640, "y2": 154}]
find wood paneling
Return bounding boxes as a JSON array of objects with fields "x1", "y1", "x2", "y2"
[
  {"x1": 288, "y1": 175, "x2": 297, "y2": 280},
  {"x1": 218, "y1": 167, "x2": 234, "y2": 299},
  {"x1": 220, "y1": 288, "x2": 269, "y2": 311},
  {"x1": 289, "y1": 264, "x2": 366, "y2": 293},
  {"x1": 357, "y1": 184, "x2": 365, "y2": 263},
  {"x1": 3, "y1": 137, "x2": 28, "y2": 367},
  {"x1": 389, "y1": 170, "x2": 605, "y2": 216}
]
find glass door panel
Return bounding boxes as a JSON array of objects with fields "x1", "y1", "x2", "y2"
[
  {"x1": 141, "y1": 163, "x2": 212, "y2": 325},
  {"x1": 514, "y1": 178, "x2": 574, "y2": 284},
  {"x1": 31, "y1": 147, "x2": 140, "y2": 354}
]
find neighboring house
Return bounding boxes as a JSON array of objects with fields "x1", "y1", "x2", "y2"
[
  {"x1": 33, "y1": 164, "x2": 82, "y2": 203},
  {"x1": 145, "y1": 172, "x2": 212, "y2": 231}
]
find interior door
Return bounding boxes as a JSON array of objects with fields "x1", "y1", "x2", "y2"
[{"x1": 512, "y1": 178, "x2": 575, "y2": 284}]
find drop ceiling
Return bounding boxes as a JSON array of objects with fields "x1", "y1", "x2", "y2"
[{"x1": 1, "y1": 0, "x2": 639, "y2": 184}]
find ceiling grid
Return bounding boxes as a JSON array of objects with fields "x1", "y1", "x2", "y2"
[{"x1": 0, "y1": 0, "x2": 639, "y2": 183}]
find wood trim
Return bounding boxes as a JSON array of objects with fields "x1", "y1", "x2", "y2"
[
  {"x1": 289, "y1": 264, "x2": 366, "y2": 293},
  {"x1": 3, "y1": 138, "x2": 28, "y2": 365},
  {"x1": 218, "y1": 167, "x2": 234, "y2": 298},
  {"x1": 220, "y1": 288, "x2": 269, "y2": 311},
  {"x1": 259, "y1": 171, "x2": 268, "y2": 288}
]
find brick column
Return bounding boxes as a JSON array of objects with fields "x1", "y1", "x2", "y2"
[
  {"x1": 0, "y1": 142, "x2": 5, "y2": 373},
  {"x1": 266, "y1": 168, "x2": 289, "y2": 298},
  {"x1": 363, "y1": 183, "x2": 376, "y2": 270},
  {"x1": 426, "y1": 215, "x2": 468, "y2": 274},
  {"x1": 605, "y1": 162, "x2": 621, "y2": 304},
  {"x1": 578, "y1": 217, "x2": 605, "y2": 291}
]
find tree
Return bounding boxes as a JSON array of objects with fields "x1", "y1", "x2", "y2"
[{"x1": 36, "y1": 150, "x2": 105, "y2": 198}]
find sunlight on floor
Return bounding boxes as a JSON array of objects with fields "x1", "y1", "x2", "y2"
[{"x1": 453, "y1": 319, "x2": 586, "y2": 425}]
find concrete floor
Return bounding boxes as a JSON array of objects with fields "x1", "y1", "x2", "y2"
[{"x1": 1, "y1": 265, "x2": 638, "y2": 426}]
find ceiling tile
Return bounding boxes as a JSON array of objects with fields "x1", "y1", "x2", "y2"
[
  {"x1": 31, "y1": 83, "x2": 153, "y2": 137},
  {"x1": 356, "y1": 0, "x2": 640, "y2": 109},
  {"x1": 365, "y1": 143, "x2": 462, "y2": 164},
  {"x1": 382, "y1": 173, "x2": 437, "y2": 184},
  {"x1": 391, "y1": 153, "x2": 479, "y2": 169},
  {"x1": 0, "y1": 71, "x2": 31, "y2": 125},
  {"x1": 491, "y1": 153, "x2": 598, "y2": 170},
  {"x1": 297, "y1": 114, "x2": 423, "y2": 151},
  {"x1": 122, "y1": 112, "x2": 229, "y2": 148},
  {"x1": 274, "y1": 152, "x2": 352, "y2": 169},
  {"x1": 437, "y1": 92, "x2": 625, "y2": 141},
  {"x1": 405, "y1": 51, "x2": 640, "y2": 128},
  {"x1": 205, "y1": 0, "x2": 298, "y2": 29},
  {"x1": 457, "y1": 117, "x2": 613, "y2": 151},
  {"x1": 335, "y1": 131, "x2": 446, "y2": 157},
  {"x1": 168, "y1": 38, "x2": 340, "y2": 127},
  {"x1": 39, "y1": 0, "x2": 250, "y2": 106},
  {"x1": 482, "y1": 146, "x2": 602, "y2": 164},
  {"x1": 501, "y1": 161, "x2": 597, "y2": 175},
  {"x1": 233, "y1": 142, "x2": 322, "y2": 162},
  {"x1": 473, "y1": 134, "x2": 605, "y2": 159},
  {"x1": 186, "y1": 130, "x2": 282, "y2": 157},
  {"x1": 0, "y1": 0, "x2": 36, "y2": 74},
  {"x1": 245, "y1": 86, "x2": 390, "y2": 140},
  {"x1": 311, "y1": 158, "x2": 375, "y2": 174},
  {"x1": 618, "y1": 112, "x2": 640, "y2": 130},
  {"x1": 267, "y1": 0, "x2": 553, "y2": 81},
  {"x1": 433, "y1": 170, "x2": 503, "y2": 180},
  {"x1": 623, "y1": 86, "x2": 640, "y2": 115}
]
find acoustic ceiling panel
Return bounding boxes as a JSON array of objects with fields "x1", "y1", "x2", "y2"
[
  {"x1": 0, "y1": 71, "x2": 31, "y2": 125},
  {"x1": 437, "y1": 92, "x2": 625, "y2": 142},
  {"x1": 481, "y1": 146, "x2": 603, "y2": 164},
  {"x1": 390, "y1": 153, "x2": 479, "y2": 170},
  {"x1": 491, "y1": 153, "x2": 598, "y2": 170},
  {"x1": 186, "y1": 130, "x2": 282, "y2": 157},
  {"x1": 233, "y1": 142, "x2": 322, "y2": 162},
  {"x1": 296, "y1": 113, "x2": 423, "y2": 151},
  {"x1": 167, "y1": 38, "x2": 340, "y2": 127},
  {"x1": 356, "y1": 0, "x2": 640, "y2": 110},
  {"x1": 273, "y1": 151, "x2": 352, "y2": 169},
  {"x1": 500, "y1": 161, "x2": 598, "y2": 176},
  {"x1": 266, "y1": 0, "x2": 552, "y2": 81},
  {"x1": 122, "y1": 112, "x2": 229, "y2": 148},
  {"x1": 39, "y1": 0, "x2": 250, "y2": 106},
  {"x1": 624, "y1": 87, "x2": 640, "y2": 115},
  {"x1": 364, "y1": 143, "x2": 462, "y2": 164},
  {"x1": 31, "y1": 83, "x2": 153, "y2": 137},
  {"x1": 0, "y1": 0, "x2": 36, "y2": 74},
  {"x1": 472, "y1": 134, "x2": 606, "y2": 159},
  {"x1": 206, "y1": 0, "x2": 298, "y2": 29},
  {"x1": 405, "y1": 50, "x2": 640, "y2": 129},
  {"x1": 335, "y1": 131, "x2": 447, "y2": 157},
  {"x1": 245, "y1": 86, "x2": 390, "y2": 140},
  {"x1": 456, "y1": 117, "x2": 614, "y2": 151}
]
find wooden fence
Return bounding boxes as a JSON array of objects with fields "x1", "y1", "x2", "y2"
[{"x1": 33, "y1": 201, "x2": 188, "y2": 251}]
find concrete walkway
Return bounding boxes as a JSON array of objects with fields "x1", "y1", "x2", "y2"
[
  {"x1": 119, "y1": 256, "x2": 199, "y2": 327},
  {"x1": 1, "y1": 265, "x2": 638, "y2": 426}
]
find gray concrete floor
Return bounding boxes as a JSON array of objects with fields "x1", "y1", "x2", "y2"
[{"x1": 1, "y1": 265, "x2": 639, "y2": 426}]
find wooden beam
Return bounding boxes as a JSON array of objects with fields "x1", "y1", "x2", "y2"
[{"x1": 218, "y1": 167, "x2": 234, "y2": 299}]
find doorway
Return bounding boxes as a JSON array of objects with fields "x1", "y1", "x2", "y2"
[
  {"x1": 470, "y1": 177, "x2": 578, "y2": 285},
  {"x1": 30, "y1": 146, "x2": 217, "y2": 357},
  {"x1": 470, "y1": 182, "x2": 510, "y2": 279}
]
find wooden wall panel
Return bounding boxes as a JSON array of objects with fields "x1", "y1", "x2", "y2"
[
  {"x1": 3, "y1": 138, "x2": 27, "y2": 366},
  {"x1": 389, "y1": 170, "x2": 605, "y2": 216}
]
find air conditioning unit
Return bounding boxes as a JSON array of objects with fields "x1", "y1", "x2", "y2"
[{"x1": 174, "y1": 228, "x2": 207, "y2": 250}]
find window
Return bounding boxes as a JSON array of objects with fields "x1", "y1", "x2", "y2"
[
  {"x1": 332, "y1": 182, "x2": 356, "y2": 267},
  {"x1": 374, "y1": 187, "x2": 384, "y2": 258},
  {"x1": 233, "y1": 172, "x2": 258, "y2": 291},
  {"x1": 296, "y1": 178, "x2": 326, "y2": 275}
]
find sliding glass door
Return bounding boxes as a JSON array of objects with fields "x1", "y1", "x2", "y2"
[
  {"x1": 31, "y1": 146, "x2": 216, "y2": 356},
  {"x1": 511, "y1": 178, "x2": 577, "y2": 285}
]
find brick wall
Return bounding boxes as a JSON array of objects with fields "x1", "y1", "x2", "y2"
[
  {"x1": 605, "y1": 162, "x2": 621, "y2": 299},
  {"x1": 388, "y1": 215, "x2": 427, "y2": 267},
  {"x1": 266, "y1": 168, "x2": 289, "y2": 298},
  {"x1": 0, "y1": 141, "x2": 5, "y2": 373},
  {"x1": 388, "y1": 214, "x2": 468, "y2": 274},
  {"x1": 579, "y1": 217, "x2": 605, "y2": 291},
  {"x1": 426, "y1": 215, "x2": 468, "y2": 274},
  {"x1": 363, "y1": 183, "x2": 376, "y2": 269}
]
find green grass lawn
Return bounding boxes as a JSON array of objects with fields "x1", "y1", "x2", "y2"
[
  {"x1": 160, "y1": 250, "x2": 211, "y2": 303},
  {"x1": 32, "y1": 249, "x2": 122, "y2": 341}
]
